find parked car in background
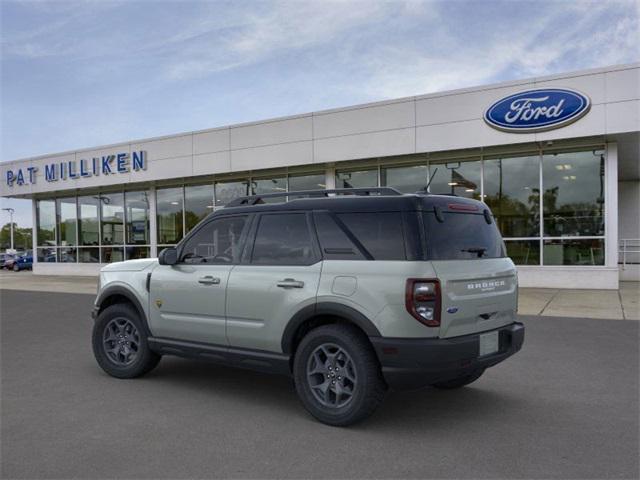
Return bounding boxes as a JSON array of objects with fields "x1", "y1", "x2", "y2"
[
  {"x1": 12, "y1": 252, "x2": 33, "y2": 271},
  {"x1": 2, "y1": 253, "x2": 17, "y2": 270}
]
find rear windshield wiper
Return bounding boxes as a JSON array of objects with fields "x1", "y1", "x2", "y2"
[{"x1": 461, "y1": 247, "x2": 487, "y2": 258}]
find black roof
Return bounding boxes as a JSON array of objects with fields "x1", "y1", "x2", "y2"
[{"x1": 217, "y1": 188, "x2": 487, "y2": 216}]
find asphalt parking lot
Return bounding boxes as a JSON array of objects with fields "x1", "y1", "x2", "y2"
[{"x1": 1, "y1": 289, "x2": 638, "y2": 479}]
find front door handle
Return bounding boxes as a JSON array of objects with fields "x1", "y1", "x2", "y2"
[
  {"x1": 198, "y1": 276, "x2": 221, "y2": 285},
  {"x1": 277, "y1": 278, "x2": 305, "y2": 288}
]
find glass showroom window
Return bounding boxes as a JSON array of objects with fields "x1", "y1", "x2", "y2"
[
  {"x1": 77, "y1": 195, "x2": 100, "y2": 262},
  {"x1": 428, "y1": 159, "x2": 481, "y2": 199},
  {"x1": 125, "y1": 190, "x2": 151, "y2": 260},
  {"x1": 381, "y1": 164, "x2": 429, "y2": 193},
  {"x1": 100, "y1": 192, "x2": 125, "y2": 263},
  {"x1": 288, "y1": 172, "x2": 325, "y2": 191},
  {"x1": 543, "y1": 238, "x2": 605, "y2": 266},
  {"x1": 101, "y1": 246, "x2": 124, "y2": 263},
  {"x1": 542, "y1": 149, "x2": 605, "y2": 265},
  {"x1": 157, "y1": 187, "x2": 184, "y2": 245},
  {"x1": 336, "y1": 169, "x2": 378, "y2": 189},
  {"x1": 542, "y1": 150, "x2": 605, "y2": 237},
  {"x1": 36, "y1": 199, "x2": 57, "y2": 263},
  {"x1": 251, "y1": 176, "x2": 286, "y2": 203},
  {"x1": 36, "y1": 200, "x2": 56, "y2": 246},
  {"x1": 56, "y1": 197, "x2": 77, "y2": 263},
  {"x1": 185, "y1": 184, "x2": 214, "y2": 232},
  {"x1": 483, "y1": 155, "x2": 540, "y2": 238},
  {"x1": 503, "y1": 240, "x2": 540, "y2": 266},
  {"x1": 483, "y1": 154, "x2": 541, "y2": 266},
  {"x1": 214, "y1": 180, "x2": 249, "y2": 208}
]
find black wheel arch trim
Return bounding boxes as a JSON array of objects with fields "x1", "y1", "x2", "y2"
[
  {"x1": 281, "y1": 302, "x2": 381, "y2": 354},
  {"x1": 94, "y1": 285, "x2": 152, "y2": 337}
]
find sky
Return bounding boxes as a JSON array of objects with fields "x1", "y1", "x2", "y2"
[{"x1": 1, "y1": 0, "x2": 639, "y2": 228}]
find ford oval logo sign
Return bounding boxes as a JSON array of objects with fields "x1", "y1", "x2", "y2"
[{"x1": 484, "y1": 88, "x2": 591, "y2": 133}]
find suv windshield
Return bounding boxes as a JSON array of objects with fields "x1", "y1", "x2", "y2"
[{"x1": 423, "y1": 211, "x2": 505, "y2": 260}]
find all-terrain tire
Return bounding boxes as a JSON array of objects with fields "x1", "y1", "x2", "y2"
[
  {"x1": 293, "y1": 324, "x2": 387, "y2": 426},
  {"x1": 92, "y1": 303, "x2": 161, "y2": 379},
  {"x1": 431, "y1": 369, "x2": 485, "y2": 389}
]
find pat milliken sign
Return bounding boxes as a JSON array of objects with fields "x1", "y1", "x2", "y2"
[
  {"x1": 5, "y1": 151, "x2": 147, "y2": 187},
  {"x1": 484, "y1": 88, "x2": 591, "y2": 133}
]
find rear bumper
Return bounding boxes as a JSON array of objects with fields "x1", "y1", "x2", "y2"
[{"x1": 370, "y1": 322, "x2": 524, "y2": 391}]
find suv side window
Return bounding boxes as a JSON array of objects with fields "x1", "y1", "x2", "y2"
[
  {"x1": 313, "y1": 212, "x2": 366, "y2": 260},
  {"x1": 251, "y1": 213, "x2": 317, "y2": 265},
  {"x1": 180, "y1": 215, "x2": 248, "y2": 264},
  {"x1": 337, "y1": 212, "x2": 406, "y2": 260}
]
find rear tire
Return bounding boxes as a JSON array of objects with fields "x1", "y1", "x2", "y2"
[
  {"x1": 92, "y1": 303, "x2": 161, "y2": 379},
  {"x1": 293, "y1": 324, "x2": 386, "y2": 426},
  {"x1": 431, "y1": 369, "x2": 485, "y2": 389}
]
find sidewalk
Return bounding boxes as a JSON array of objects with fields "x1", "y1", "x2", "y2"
[
  {"x1": 0, "y1": 271, "x2": 98, "y2": 295},
  {"x1": 518, "y1": 283, "x2": 639, "y2": 320},
  {"x1": 1, "y1": 271, "x2": 638, "y2": 320}
]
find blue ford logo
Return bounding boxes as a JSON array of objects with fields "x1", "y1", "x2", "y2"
[{"x1": 484, "y1": 88, "x2": 590, "y2": 133}]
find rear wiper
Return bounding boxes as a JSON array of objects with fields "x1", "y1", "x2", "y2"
[{"x1": 461, "y1": 247, "x2": 487, "y2": 258}]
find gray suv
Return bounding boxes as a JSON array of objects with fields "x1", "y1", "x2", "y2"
[{"x1": 91, "y1": 188, "x2": 524, "y2": 426}]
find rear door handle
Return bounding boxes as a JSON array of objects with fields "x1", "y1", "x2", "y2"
[
  {"x1": 198, "y1": 276, "x2": 221, "y2": 285},
  {"x1": 277, "y1": 278, "x2": 305, "y2": 288}
]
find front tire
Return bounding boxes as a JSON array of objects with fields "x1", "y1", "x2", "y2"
[
  {"x1": 12, "y1": 264, "x2": 19, "y2": 272},
  {"x1": 92, "y1": 303, "x2": 161, "y2": 379},
  {"x1": 293, "y1": 324, "x2": 386, "y2": 426}
]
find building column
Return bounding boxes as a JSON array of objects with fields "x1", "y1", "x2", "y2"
[
  {"x1": 149, "y1": 186, "x2": 158, "y2": 257},
  {"x1": 31, "y1": 198, "x2": 37, "y2": 267},
  {"x1": 605, "y1": 142, "x2": 619, "y2": 274},
  {"x1": 325, "y1": 164, "x2": 336, "y2": 190}
]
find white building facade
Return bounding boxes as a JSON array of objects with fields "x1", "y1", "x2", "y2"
[{"x1": 2, "y1": 63, "x2": 639, "y2": 289}]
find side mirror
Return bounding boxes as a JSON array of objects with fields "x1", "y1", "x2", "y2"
[{"x1": 158, "y1": 247, "x2": 178, "y2": 266}]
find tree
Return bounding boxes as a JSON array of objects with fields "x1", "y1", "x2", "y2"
[{"x1": 0, "y1": 223, "x2": 32, "y2": 251}]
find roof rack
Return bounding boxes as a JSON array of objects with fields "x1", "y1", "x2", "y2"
[{"x1": 225, "y1": 187, "x2": 403, "y2": 208}]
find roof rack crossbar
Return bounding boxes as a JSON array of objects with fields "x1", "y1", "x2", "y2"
[{"x1": 225, "y1": 187, "x2": 402, "y2": 208}]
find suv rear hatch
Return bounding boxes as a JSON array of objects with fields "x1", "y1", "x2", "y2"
[{"x1": 423, "y1": 202, "x2": 518, "y2": 338}]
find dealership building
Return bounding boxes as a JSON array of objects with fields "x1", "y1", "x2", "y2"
[{"x1": 1, "y1": 63, "x2": 638, "y2": 289}]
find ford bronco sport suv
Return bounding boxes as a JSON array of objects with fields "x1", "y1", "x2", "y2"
[{"x1": 91, "y1": 188, "x2": 524, "y2": 426}]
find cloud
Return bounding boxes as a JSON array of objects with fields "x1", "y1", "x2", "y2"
[
  {"x1": 1, "y1": 0, "x2": 638, "y2": 228},
  {"x1": 351, "y1": 0, "x2": 639, "y2": 99},
  {"x1": 1, "y1": 0, "x2": 125, "y2": 58},
  {"x1": 1, "y1": 0, "x2": 638, "y2": 162},
  {"x1": 163, "y1": 1, "x2": 403, "y2": 80},
  {"x1": 3, "y1": 0, "x2": 637, "y2": 91}
]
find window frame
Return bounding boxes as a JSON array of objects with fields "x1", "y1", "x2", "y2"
[
  {"x1": 36, "y1": 199, "x2": 57, "y2": 247},
  {"x1": 312, "y1": 210, "x2": 369, "y2": 261},
  {"x1": 334, "y1": 210, "x2": 407, "y2": 261},
  {"x1": 175, "y1": 213, "x2": 252, "y2": 265},
  {"x1": 124, "y1": 190, "x2": 151, "y2": 246},
  {"x1": 99, "y1": 192, "x2": 125, "y2": 246},
  {"x1": 245, "y1": 211, "x2": 321, "y2": 266}
]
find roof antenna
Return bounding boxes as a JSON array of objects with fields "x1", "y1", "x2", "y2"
[{"x1": 418, "y1": 167, "x2": 438, "y2": 194}]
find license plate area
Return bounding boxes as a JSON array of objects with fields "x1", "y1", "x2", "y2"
[{"x1": 479, "y1": 331, "x2": 499, "y2": 357}]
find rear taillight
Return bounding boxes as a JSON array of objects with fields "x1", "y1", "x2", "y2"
[{"x1": 405, "y1": 279, "x2": 441, "y2": 327}]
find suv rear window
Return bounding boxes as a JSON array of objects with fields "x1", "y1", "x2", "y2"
[{"x1": 423, "y1": 212, "x2": 505, "y2": 260}]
